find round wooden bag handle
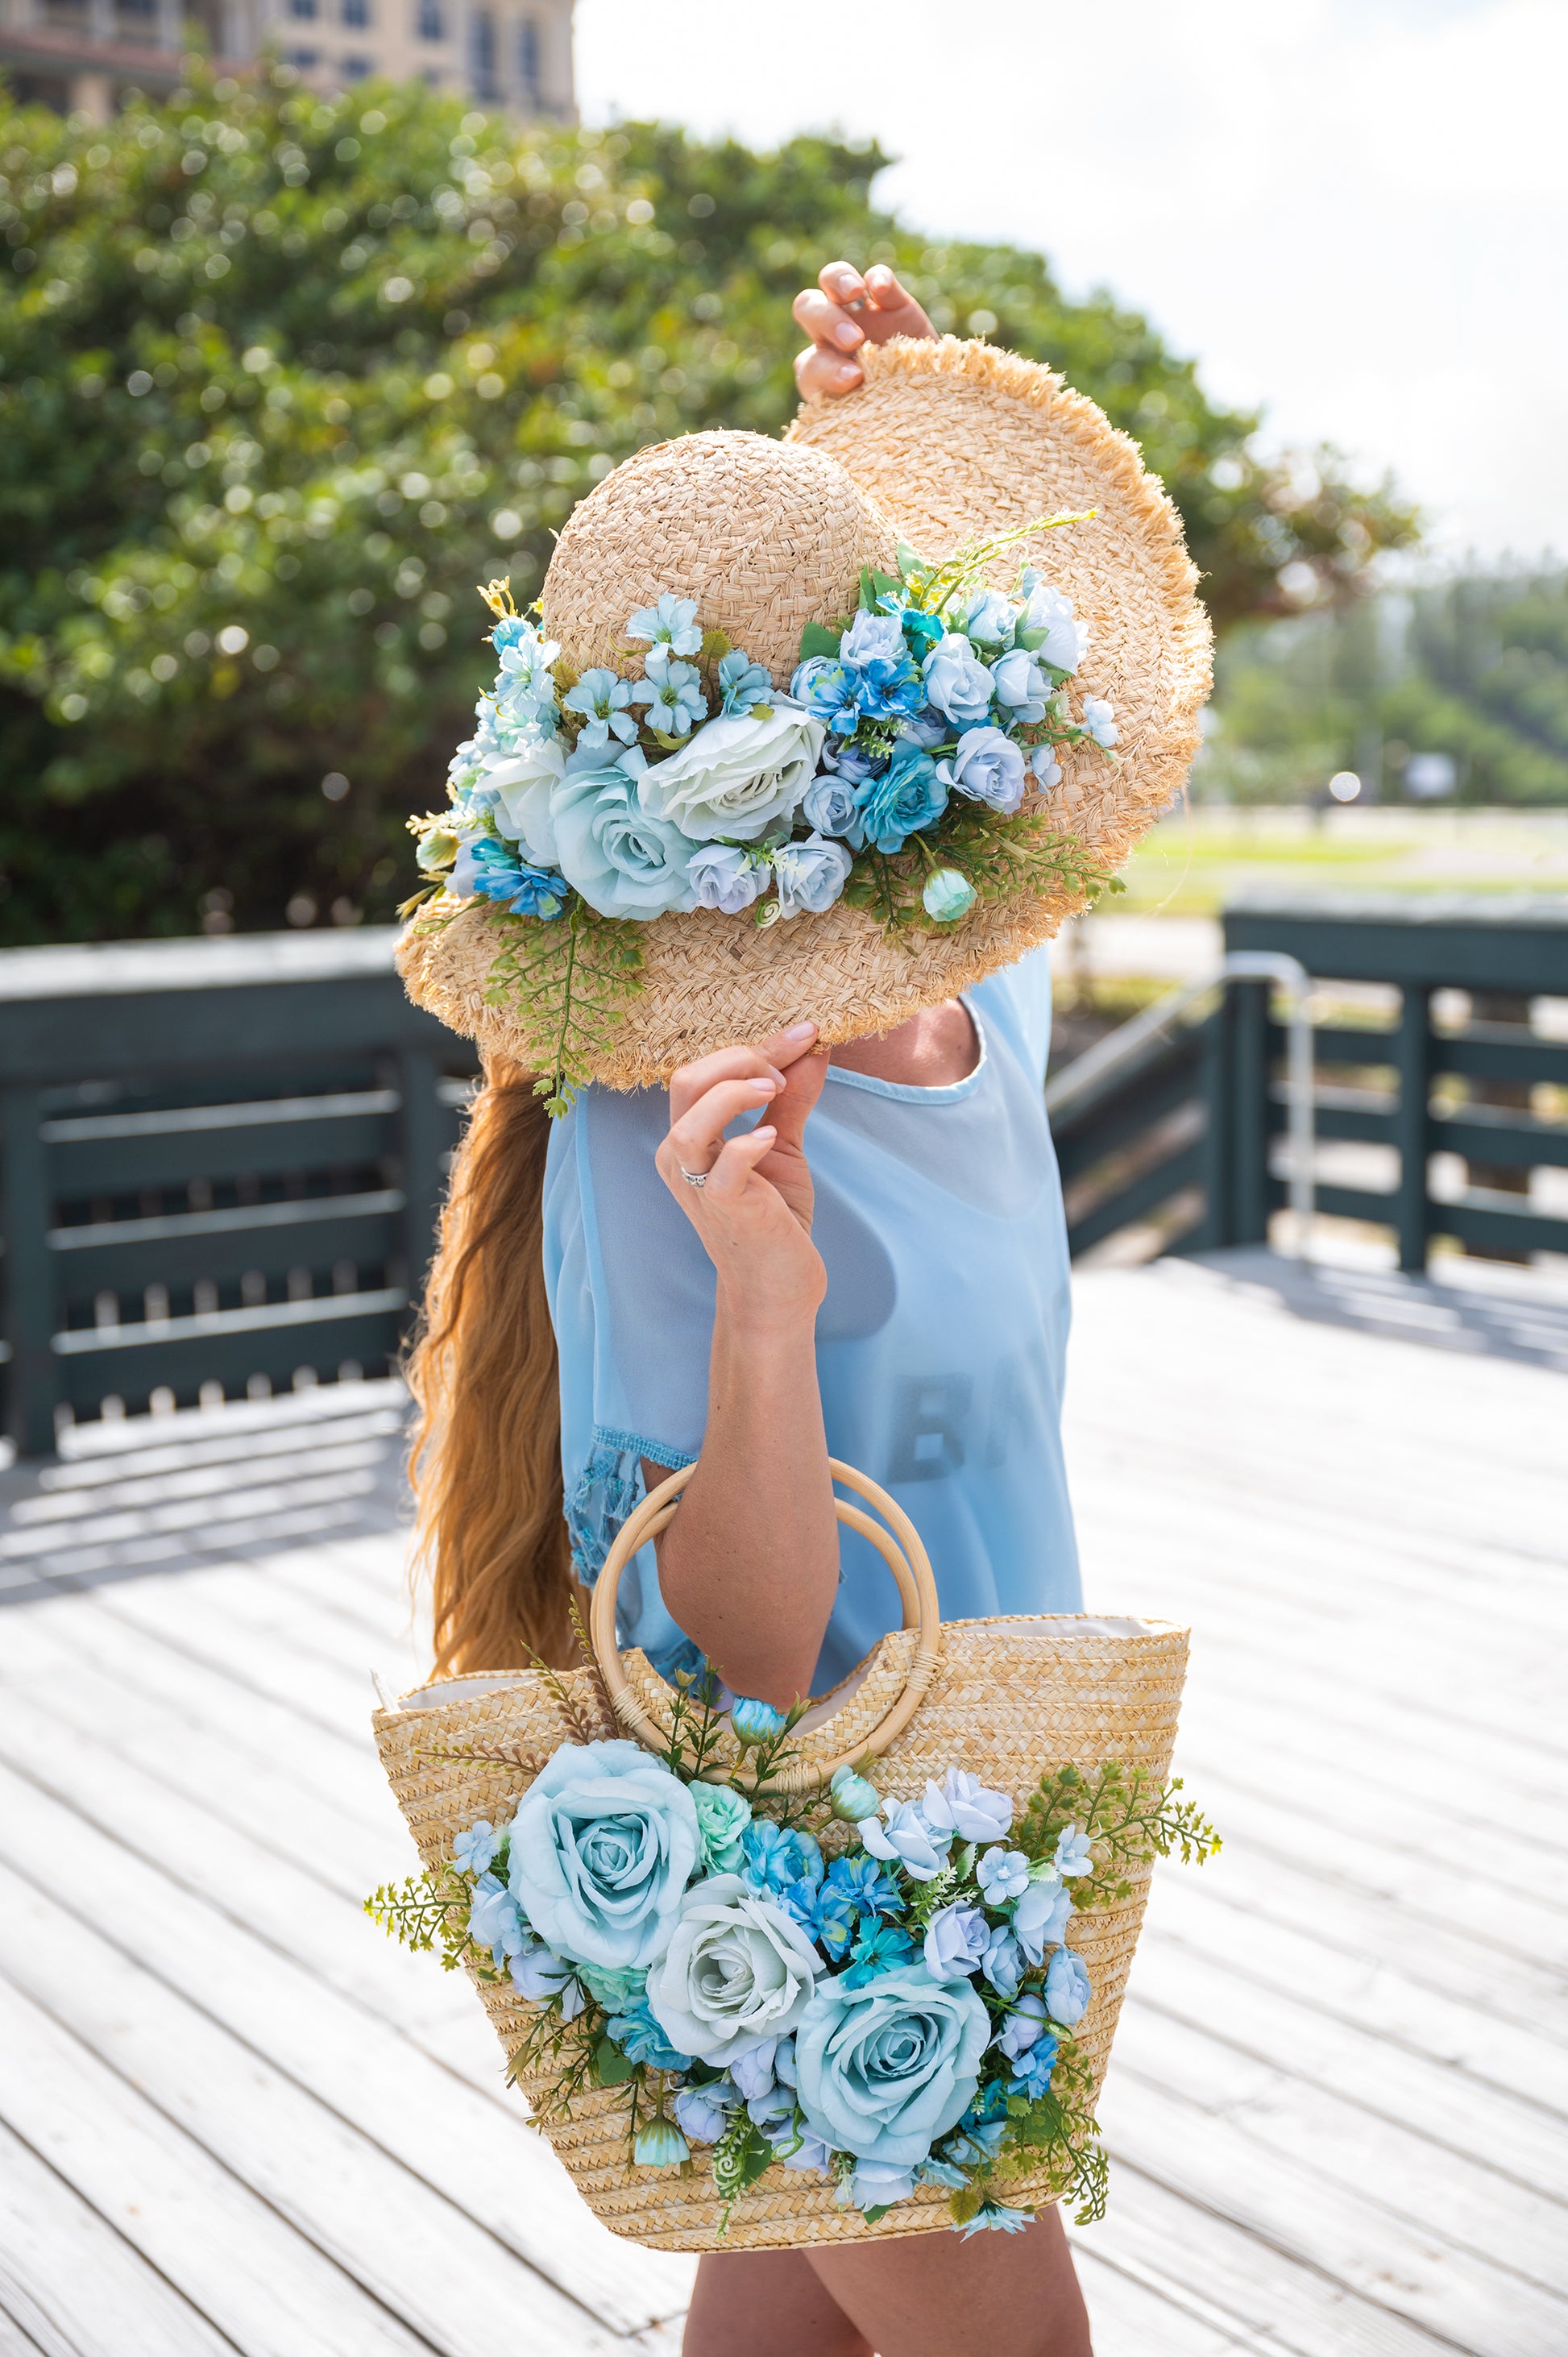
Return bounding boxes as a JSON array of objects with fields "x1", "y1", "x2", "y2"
[{"x1": 587, "y1": 1459, "x2": 942, "y2": 1795}]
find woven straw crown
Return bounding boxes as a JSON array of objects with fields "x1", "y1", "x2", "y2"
[{"x1": 397, "y1": 338, "x2": 1212, "y2": 1083}]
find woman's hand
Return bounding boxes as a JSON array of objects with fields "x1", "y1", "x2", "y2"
[
  {"x1": 793, "y1": 259, "x2": 937, "y2": 401},
  {"x1": 655, "y1": 1019, "x2": 830, "y2": 1336}
]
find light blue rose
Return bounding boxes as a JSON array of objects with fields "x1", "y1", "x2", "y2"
[
  {"x1": 922, "y1": 1902, "x2": 989, "y2": 1981},
  {"x1": 840, "y1": 609, "x2": 907, "y2": 666},
  {"x1": 958, "y1": 588, "x2": 1017, "y2": 646},
  {"x1": 469, "y1": 1872, "x2": 529, "y2": 1963},
  {"x1": 773, "y1": 833, "x2": 852, "y2": 919},
  {"x1": 922, "y1": 868, "x2": 977, "y2": 924},
  {"x1": 898, "y1": 708, "x2": 950, "y2": 750},
  {"x1": 794, "y1": 1964, "x2": 992, "y2": 2166},
  {"x1": 1018, "y1": 572, "x2": 1088, "y2": 673},
  {"x1": 981, "y1": 1925, "x2": 1023, "y2": 2001},
  {"x1": 1030, "y1": 744, "x2": 1063, "y2": 788},
  {"x1": 691, "y1": 1782, "x2": 753, "y2": 1874},
  {"x1": 728, "y1": 2035, "x2": 783, "y2": 2102},
  {"x1": 688, "y1": 843, "x2": 769, "y2": 915},
  {"x1": 550, "y1": 757, "x2": 697, "y2": 920},
  {"x1": 673, "y1": 2080, "x2": 738, "y2": 2144},
  {"x1": 922, "y1": 633, "x2": 995, "y2": 726},
  {"x1": 504, "y1": 1738, "x2": 700, "y2": 1973},
  {"x1": 997, "y1": 1993, "x2": 1049, "y2": 2060},
  {"x1": 627, "y1": 591, "x2": 703, "y2": 658},
  {"x1": 939, "y1": 725, "x2": 1027, "y2": 815},
  {"x1": 976, "y1": 1847, "x2": 1031, "y2": 1906},
  {"x1": 1081, "y1": 695, "x2": 1118, "y2": 749},
  {"x1": 1044, "y1": 1946, "x2": 1093, "y2": 2027},
  {"x1": 851, "y1": 742, "x2": 948, "y2": 853},
  {"x1": 990, "y1": 647, "x2": 1051, "y2": 724},
  {"x1": 800, "y1": 774, "x2": 858, "y2": 837},
  {"x1": 508, "y1": 1935, "x2": 587, "y2": 2018},
  {"x1": 563, "y1": 666, "x2": 639, "y2": 750},
  {"x1": 842, "y1": 2160, "x2": 918, "y2": 2211},
  {"x1": 628, "y1": 645, "x2": 707, "y2": 736}
]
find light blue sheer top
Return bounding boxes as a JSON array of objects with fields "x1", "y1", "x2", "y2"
[{"x1": 541, "y1": 947, "x2": 1080, "y2": 1692}]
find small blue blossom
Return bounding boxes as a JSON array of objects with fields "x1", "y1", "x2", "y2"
[
  {"x1": 941, "y1": 2115, "x2": 1007, "y2": 2168},
  {"x1": 954, "y1": 2201, "x2": 1034, "y2": 2238},
  {"x1": 976, "y1": 1847, "x2": 1032, "y2": 1907},
  {"x1": 801, "y1": 774, "x2": 859, "y2": 837},
  {"x1": 673, "y1": 2080, "x2": 738, "y2": 2145},
  {"x1": 716, "y1": 648, "x2": 775, "y2": 716},
  {"x1": 1044, "y1": 1946, "x2": 1093, "y2": 2027},
  {"x1": 823, "y1": 1853, "x2": 905, "y2": 1918},
  {"x1": 885, "y1": 600, "x2": 944, "y2": 659},
  {"x1": 1030, "y1": 744, "x2": 1064, "y2": 788},
  {"x1": 577, "y1": 1962, "x2": 646, "y2": 2012},
  {"x1": 606, "y1": 1998, "x2": 695, "y2": 2073},
  {"x1": 860, "y1": 1794, "x2": 952, "y2": 1882},
  {"x1": 452, "y1": 1820, "x2": 501, "y2": 1876},
  {"x1": 1054, "y1": 1824, "x2": 1095, "y2": 1879},
  {"x1": 628, "y1": 646, "x2": 707, "y2": 736},
  {"x1": 850, "y1": 741, "x2": 948, "y2": 853},
  {"x1": 730, "y1": 1696, "x2": 788, "y2": 1748},
  {"x1": 626, "y1": 591, "x2": 703, "y2": 657},
  {"x1": 467, "y1": 1873, "x2": 527, "y2": 1963},
  {"x1": 740, "y1": 1821, "x2": 823, "y2": 1898},
  {"x1": 450, "y1": 835, "x2": 566, "y2": 919},
  {"x1": 1081, "y1": 695, "x2": 1119, "y2": 749},
  {"x1": 838, "y1": 1919, "x2": 920, "y2": 1990},
  {"x1": 842, "y1": 2160, "x2": 919, "y2": 2211},
  {"x1": 916, "y1": 2157, "x2": 971, "y2": 2191},
  {"x1": 819, "y1": 736, "x2": 886, "y2": 783},
  {"x1": 489, "y1": 613, "x2": 533, "y2": 653},
  {"x1": 509, "y1": 1936, "x2": 587, "y2": 2019},
  {"x1": 958, "y1": 588, "x2": 1018, "y2": 647},
  {"x1": 790, "y1": 656, "x2": 863, "y2": 738},
  {"x1": 997, "y1": 1994, "x2": 1050, "y2": 2060},
  {"x1": 981, "y1": 1925, "x2": 1023, "y2": 2002},
  {"x1": 633, "y1": 2116, "x2": 691, "y2": 2168},
  {"x1": 563, "y1": 666, "x2": 640, "y2": 750},
  {"x1": 782, "y1": 1875, "x2": 860, "y2": 1963}
]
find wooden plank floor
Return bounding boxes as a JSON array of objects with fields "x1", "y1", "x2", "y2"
[{"x1": 1, "y1": 1249, "x2": 1563, "y2": 2356}]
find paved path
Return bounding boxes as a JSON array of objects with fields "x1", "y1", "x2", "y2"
[{"x1": 1, "y1": 1253, "x2": 1563, "y2": 2355}]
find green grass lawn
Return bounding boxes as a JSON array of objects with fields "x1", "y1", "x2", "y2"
[{"x1": 1115, "y1": 807, "x2": 1568, "y2": 917}]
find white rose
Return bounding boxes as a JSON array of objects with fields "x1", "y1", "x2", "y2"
[
  {"x1": 644, "y1": 1873, "x2": 822, "y2": 2066},
  {"x1": 483, "y1": 732, "x2": 566, "y2": 866},
  {"x1": 637, "y1": 701, "x2": 823, "y2": 842}
]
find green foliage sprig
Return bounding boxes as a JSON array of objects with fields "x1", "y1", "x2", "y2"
[
  {"x1": 364, "y1": 1863, "x2": 488, "y2": 1975},
  {"x1": 480, "y1": 898, "x2": 643, "y2": 1116},
  {"x1": 1018, "y1": 1758, "x2": 1222, "y2": 1907}
]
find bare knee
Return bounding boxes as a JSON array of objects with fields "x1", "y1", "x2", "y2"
[{"x1": 682, "y1": 2249, "x2": 873, "y2": 2357}]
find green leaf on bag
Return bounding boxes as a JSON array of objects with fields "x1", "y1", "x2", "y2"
[
  {"x1": 593, "y1": 2035, "x2": 637, "y2": 2085},
  {"x1": 797, "y1": 620, "x2": 841, "y2": 662}
]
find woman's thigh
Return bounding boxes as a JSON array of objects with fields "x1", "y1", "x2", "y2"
[
  {"x1": 804, "y1": 2205, "x2": 1092, "y2": 2357},
  {"x1": 682, "y1": 2249, "x2": 873, "y2": 2357}
]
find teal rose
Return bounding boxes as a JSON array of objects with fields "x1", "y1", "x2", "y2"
[
  {"x1": 794, "y1": 1963, "x2": 991, "y2": 2166},
  {"x1": 691, "y1": 1782, "x2": 752, "y2": 1874},
  {"x1": 506, "y1": 1740, "x2": 700, "y2": 1973}
]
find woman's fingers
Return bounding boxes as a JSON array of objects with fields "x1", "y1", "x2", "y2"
[
  {"x1": 663, "y1": 1076, "x2": 779, "y2": 1178},
  {"x1": 703, "y1": 1124, "x2": 778, "y2": 1205},
  {"x1": 666, "y1": 1024, "x2": 819, "y2": 1123},
  {"x1": 794, "y1": 342, "x2": 864, "y2": 399},
  {"x1": 766, "y1": 1047, "x2": 830, "y2": 1157},
  {"x1": 793, "y1": 285, "x2": 865, "y2": 351},
  {"x1": 793, "y1": 260, "x2": 935, "y2": 401}
]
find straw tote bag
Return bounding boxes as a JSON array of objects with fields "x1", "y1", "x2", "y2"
[{"x1": 372, "y1": 1461, "x2": 1189, "y2": 2252}]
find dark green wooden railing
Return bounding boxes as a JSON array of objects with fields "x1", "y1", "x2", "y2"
[
  {"x1": 1047, "y1": 894, "x2": 1568, "y2": 1267},
  {"x1": 0, "y1": 933, "x2": 478, "y2": 1455}
]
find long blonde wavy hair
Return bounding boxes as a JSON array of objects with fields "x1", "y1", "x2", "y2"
[{"x1": 404, "y1": 1049, "x2": 575, "y2": 1674}]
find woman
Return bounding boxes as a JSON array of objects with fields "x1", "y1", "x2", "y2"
[{"x1": 410, "y1": 261, "x2": 1097, "y2": 2356}]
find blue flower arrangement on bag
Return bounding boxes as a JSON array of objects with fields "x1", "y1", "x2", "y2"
[
  {"x1": 368, "y1": 1680, "x2": 1217, "y2": 2235},
  {"x1": 404, "y1": 516, "x2": 1122, "y2": 1114}
]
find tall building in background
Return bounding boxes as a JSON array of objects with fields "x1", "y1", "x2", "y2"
[{"x1": 0, "y1": 0, "x2": 575, "y2": 120}]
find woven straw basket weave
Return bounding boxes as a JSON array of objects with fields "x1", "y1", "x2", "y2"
[
  {"x1": 396, "y1": 334, "x2": 1212, "y2": 1087},
  {"x1": 373, "y1": 1463, "x2": 1188, "y2": 2251}
]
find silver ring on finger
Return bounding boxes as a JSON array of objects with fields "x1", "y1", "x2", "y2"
[{"x1": 678, "y1": 1164, "x2": 710, "y2": 1190}]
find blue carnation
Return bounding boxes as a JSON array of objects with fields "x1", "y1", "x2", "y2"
[
  {"x1": 716, "y1": 649, "x2": 776, "y2": 716},
  {"x1": 740, "y1": 1822, "x2": 823, "y2": 1899},
  {"x1": 823, "y1": 1853, "x2": 906, "y2": 1919},
  {"x1": 837, "y1": 1919, "x2": 919, "y2": 1990},
  {"x1": 450, "y1": 834, "x2": 566, "y2": 919},
  {"x1": 605, "y1": 1997, "x2": 695, "y2": 2073},
  {"x1": 782, "y1": 1875, "x2": 860, "y2": 1962},
  {"x1": 1008, "y1": 2035, "x2": 1060, "y2": 2101},
  {"x1": 851, "y1": 741, "x2": 948, "y2": 853}
]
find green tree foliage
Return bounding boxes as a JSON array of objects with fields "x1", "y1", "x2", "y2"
[
  {"x1": 0, "y1": 68, "x2": 1420, "y2": 943},
  {"x1": 1197, "y1": 571, "x2": 1568, "y2": 805}
]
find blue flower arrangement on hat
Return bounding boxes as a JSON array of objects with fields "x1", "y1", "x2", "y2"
[
  {"x1": 368, "y1": 1683, "x2": 1217, "y2": 2236},
  {"x1": 406, "y1": 515, "x2": 1122, "y2": 1113}
]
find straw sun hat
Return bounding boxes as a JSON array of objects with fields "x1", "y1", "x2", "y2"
[{"x1": 398, "y1": 336, "x2": 1211, "y2": 1090}]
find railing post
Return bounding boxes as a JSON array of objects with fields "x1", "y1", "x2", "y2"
[
  {"x1": 1, "y1": 1086, "x2": 59, "y2": 1456},
  {"x1": 1231, "y1": 979, "x2": 1271, "y2": 1244},
  {"x1": 1394, "y1": 985, "x2": 1434, "y2": 1274},
  {"x1": 395, "y1": 1048, "x2": 446, "y2": 1302},
  {"x1": 1200, "y1": 1000, "x2": 1236, "y2": 1250}
]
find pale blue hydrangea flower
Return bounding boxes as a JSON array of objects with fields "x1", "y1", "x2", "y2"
[
  {"x1": 627, "y1": 592, "x2": 703, "y2": 657},
  {"x1": 509, "y1": 1936, "x2": 587, "y2": 2019},
  {"x1": 716, "y1": 648, "x2": 775, "y2": 715},
  {"x1": 452, "y1": 1820, "x2": 501, "y2": 1875},
  {"x1": 1054, "y1": 1824, "x2": 1095, "y2": 1878},
  {"x1": 563, "y1": 666, "x2": 639, "y2": 749},
  {"x1": 975, "y1": 1847, "x2": 1032, "y2": 1906},
  {"x1": 1081, "y1": 695, "x2": 1119, "y2": 749},
  {"x1": 629, "y1": 646, "x2": 707, "y2": 736},
  {"x1": 467, "y1": 1873, "x2": 528, "y2": 1962}
]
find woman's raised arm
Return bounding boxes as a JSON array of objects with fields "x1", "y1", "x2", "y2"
[{"x1": 643, "y1": 1022, "x2": 838, "y2": 1708}]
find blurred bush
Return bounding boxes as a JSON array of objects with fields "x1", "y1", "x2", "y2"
[{"x1": 0, "y1": 69, "x2": 1419, "y2": 942}]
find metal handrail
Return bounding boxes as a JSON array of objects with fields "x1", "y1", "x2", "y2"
[{"x1": 1043, "y1": 953, "x2": 1317, "y2": 1255}]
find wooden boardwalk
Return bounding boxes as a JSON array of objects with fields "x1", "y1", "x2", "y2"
[{"x1": 1, "y1": 1249, "x2": 1564, "y2": 2356}]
